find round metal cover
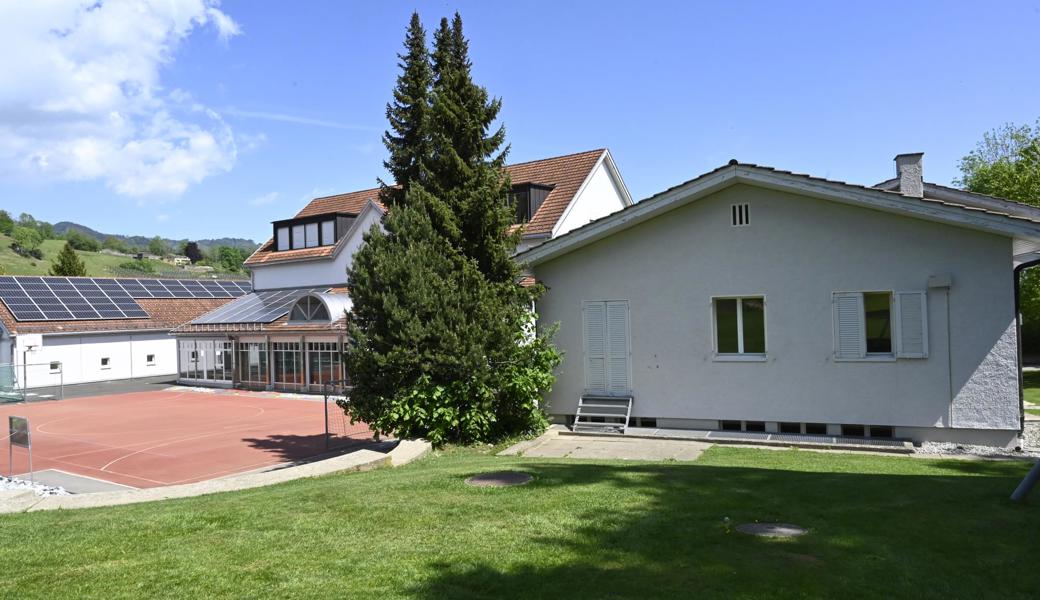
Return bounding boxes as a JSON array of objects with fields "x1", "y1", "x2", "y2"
[
  {"x1": 464, "y1": 471, "x2": 533, "y2": 487},
  {"x1": 736, "y1": 522, "x2": 808, "y2": 537}
]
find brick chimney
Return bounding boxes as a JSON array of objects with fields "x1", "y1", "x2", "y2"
[{"x1": 894, "y1": 153, "x2": 924, "y2": 198}]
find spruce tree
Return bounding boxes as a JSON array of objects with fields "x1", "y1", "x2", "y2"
[
  {"x1": 429, "y1": 13, "x2": 516, "y2": 283},
  {"x1": 345, "y1": 13, "x2": 561, "y2": 445},
  {"x1": 50, "y1": 242, "x2": 87, "y2": 277},
  {"x1": 380, "y1": 12, "x2": 433, "y2": 208}
]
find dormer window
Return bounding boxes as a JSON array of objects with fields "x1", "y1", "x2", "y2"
[
  {"x1": 290, "y1": 295, "x2": 331, "y2": 322},
  {"x1": 273, "y1": 213, "x2": 354, "y2": 251},
  {"x1": 508, "y1": 183, "x2": 554, "y2": 224}
]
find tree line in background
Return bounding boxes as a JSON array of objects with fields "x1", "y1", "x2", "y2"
[
  {"x1": 344, "y1": 12, "x2": 561, "y2": 445},
  {"x1": 957, "y1": 119, "x2": 1040, "y2": 358},
  {"x1": 0, "y1": 209, "x2": 253, "y2": 275}
]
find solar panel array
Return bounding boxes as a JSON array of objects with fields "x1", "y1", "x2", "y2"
[
  {"x1": 191, "y1": 288, "x2": 328, "y2": 325},
  {"x1": 0, "y1": 277, "x2": 252, "y2": 322}
]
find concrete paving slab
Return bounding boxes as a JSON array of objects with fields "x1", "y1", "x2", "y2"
[
  {"x1": 505, "y1": 431, "x2": 710, "y2": 461},
  {"x1": 21, "y1": 469, "x2": 136, "y2": 494}
]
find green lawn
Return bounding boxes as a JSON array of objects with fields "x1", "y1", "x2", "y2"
[
  {"x1": 1025, "y1": 371, "x2": 1040, "y2": 408},
  {"x1": 1, "y1": 446, "x2": 1039, "y2": 599},
  {"x1": 0, "y1": 234, "x2": 168, "y2": 277}
]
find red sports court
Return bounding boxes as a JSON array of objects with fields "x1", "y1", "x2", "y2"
[{"x1": 1, "y1": 389, "x2": 372, "y2": 490}]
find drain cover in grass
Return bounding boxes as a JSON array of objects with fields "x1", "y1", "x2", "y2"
[
  {"x1": 465, "y1": 471, "x2": 533, "y2": 487},
  {"x1": 736, "y1": 523, "x2": 807, "y2": 537}
]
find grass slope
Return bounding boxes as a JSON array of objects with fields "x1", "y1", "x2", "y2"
[
  {"x1": 1, "y1": 446, "x2": 1038, "y2": 599},
  {"x1": 0, "y1": 234, "x2": 168, "y2": 277}
]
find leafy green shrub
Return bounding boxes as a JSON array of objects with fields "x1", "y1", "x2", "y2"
[{"x1": 119, "y1": 259, "x2": 157, "y2": 274}]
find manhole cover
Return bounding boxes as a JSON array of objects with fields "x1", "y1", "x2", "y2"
[
  {"x1": 736, "y1": 522, "x2": 807, "y2": 537},
  {"x1": 464, "y1": 471, "x2": 533, "y2": 487}
]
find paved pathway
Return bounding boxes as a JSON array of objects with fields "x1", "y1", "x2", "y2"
[{"x1": 501, "y1": 427, "x2": 710, "y2": 461}]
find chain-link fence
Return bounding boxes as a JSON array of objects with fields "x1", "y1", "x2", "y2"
[
  {"x1": 322, "y1": 379, "x2": 374, "y2": 450},
  {"x1": 0, "y1": 362, "x2": 64, "y2": 403}
]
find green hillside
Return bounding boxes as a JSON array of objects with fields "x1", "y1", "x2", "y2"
[{"x1": 0, "y1": 234, "x2": 171, "y2": 277}]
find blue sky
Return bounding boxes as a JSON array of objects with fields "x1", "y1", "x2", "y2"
[{"x1": 1, "y1": 1, "x2": 1038, "y2": 243}]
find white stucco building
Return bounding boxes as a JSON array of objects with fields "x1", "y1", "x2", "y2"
[
  {"x1": 174, "y1": 149, "x2": 632, "y2": 392},
  {"x1": 519, "y1": 154, "x2": 1040, "y2": 447}
]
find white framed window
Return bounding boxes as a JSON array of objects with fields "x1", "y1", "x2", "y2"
[
  {"x1": 49, "y1": 361, "x2": 60, "y2": 373},
  {"x1": 276, "y1": 227, "x2": 290, "y2": 251},
  {"x1": 100, "y1": 357, "x2": 110, "y2": 369},
  {"x1": 833, "y1": 290, "x2": 927, "y2": 360},
  {"x1": 291, "y1": 224, "x2": 305, "y2": 249},
  {"x1": 146, "y1": 354, "x2": 156, "y2": 366},
  {"x1": 712, "y1": 296, "x2": 766, "y2": 360},
  {"x1": 321, "y1": 220, "x2": 335, "y2": 245}
]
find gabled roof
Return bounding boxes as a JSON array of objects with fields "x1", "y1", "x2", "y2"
[
  {"x1": 518, "y1": 160, "x2": 1040, "y2": 267},
  {"x1": 243, "y1": 149, "x2": 624, "y2": 267},
  {"x1": 0, "y1": 297, "x2": 233, "y2": 336},
  {"x1": 244, "y1": 200, "x2": 386, "y2": 267},
  {"x1": 873, "y1": 178, "x2": 1040, "y2": 221}
]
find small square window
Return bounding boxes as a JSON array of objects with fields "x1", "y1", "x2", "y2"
[
  {"x1": 190, "y1": 351, "x2": 197, "y2": 361},
  {"x1": 146, "y1": 354, "x2": 156, "y2": 366},
  {"x1": 640, "y1": 418, "x2": 657, "y2": 428},
  {"x1": 720, "y1": 420, "x2": 742, "y2": 431},
  {"x1": 714, "y1": 297, "x2": 766, "y2": 355},
  {"x1": 49, "y1": 361, "x2": 60, "y2": 373},
  {"x1": 744, "y1": 421, "x2": 766, "y2": 432},
  {"x1": 805, "y1": 423, "x2": 827, "y2": 435},
  {"x1": 779, "y1": 422, "x2": 801, "y2": 434},
  {"x1": 869, "y1": 425, "x2": 894, "y2": 439},
  {"x1": 100, "y1": 357, "x2": 110, "y2": 369},
  {"x1": 841, "y1": 424, "x2": 866, "y2": 437}
]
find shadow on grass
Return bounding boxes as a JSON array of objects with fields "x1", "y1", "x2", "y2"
[{"x1": 410, "y1": 459, "x2": 1040, "y2": 600}]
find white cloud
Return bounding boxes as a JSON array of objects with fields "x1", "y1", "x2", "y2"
[
  {"x1": 0, "y1": 0, "x2": 241, "y2": 198},
  {"x1": 249, "y1": 191, "x2": 279, "y2": 206},
  {"x1": 224, "y1": 107, "x2": 378, "y2": 132}
]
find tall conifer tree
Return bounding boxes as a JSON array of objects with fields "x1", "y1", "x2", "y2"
[{"x1": 50, "y1": 242, "x2": 87, "y2": 277}]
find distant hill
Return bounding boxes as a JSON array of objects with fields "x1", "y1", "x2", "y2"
[{"x1": 52, "y1": 222, "x2": 258, "y2": 254}]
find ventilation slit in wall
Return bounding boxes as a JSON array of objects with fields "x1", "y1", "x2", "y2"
[{"x1": 731, "y1": 203, "x2": 750, "y2": 226}]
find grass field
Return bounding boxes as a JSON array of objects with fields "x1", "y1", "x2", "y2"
[
  {"x1": 1, "y1": 445, "x2": 1038, "y2": 599},
  {"x1": 0, "y1": 234, "x2": 168, "y2": 277}
]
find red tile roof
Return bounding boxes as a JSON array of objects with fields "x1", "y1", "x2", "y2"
[
  {"x1": 0, "y1": 297, "x2": 235, "y2": 336},
  {"x1": 244, "y1": 149, "x2": 607, "y2": 267}
]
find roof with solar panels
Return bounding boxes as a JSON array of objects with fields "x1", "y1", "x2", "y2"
[{"x1": 0, "y1": 276, "x2": 251, "y2": 336}]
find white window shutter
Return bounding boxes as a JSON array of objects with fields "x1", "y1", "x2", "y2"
[
  {"x1": 895, "y1": 291, "x2": 928, "y2": 358},
  {"x1": 583, "y1": 302, "x2": 608, "y2": 392},
  {"x1": 606, "y1": 301, "x2": 630, "y2": 394},
  {"x1": 833, "y1": 292, "x2": 866, "y2": 359}
]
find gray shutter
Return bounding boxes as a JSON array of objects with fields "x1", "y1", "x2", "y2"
[
  {"x1": 606, "y1": 300, "x2": 630, "y2": 394},
  {"x1": 833, "y1": 292, "x2": 866, "y2": 359},
  {"x1": 583, "y1": 302, "x2": 607, "y2": 392},
  {"x1": 895, "y1": 291, "x2": 928, "y2": 358}
]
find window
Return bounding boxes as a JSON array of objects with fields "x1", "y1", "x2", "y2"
[
  {"x1": 49, "y1": 361, "x2": 60, "y2": 373},
  {"x1": 291, "y1": 224, "x2": 305, "y2": 249},
  {"x1": 744, "y1": 421, "x2": 766, "y2": 432},
  {"x1": 863, "y1": 292, "x2": 892, "y2": 354},
  {"x1": 731, "y1": 203, "x2": 750, "y2": 226},
  {"x1": 779, "y1": 422, "x2": 801, "y2": 434},
  {"x1": 713, "y1": 297, "x2": 765, "y2": 357},
  {"x1": 321, "y1": 220, "x2": 335, "y2": 245},
  {"x1": 290, "y1": 296, "x2": 330, "y2": 322},
  {"x1": 307, "y1": 341, "x2": 345, "y2": 389},
  {"x1": 834, "y1": 291, "x2": 927, "y2": 360},
  {"x1": 841, "y1": 424, "x2": 866, "y2": 437},
  {"x1": 720, "y1": 420, "x2": 742, "y2": 431},
  {"x1": 582, "y1": 300, "x2": 631, "y2": 395},
  {"x1": 305, "y1": 222, "x2": 319, "y2": 248},
  {"x1": 869, "y1": 425, "x2": 894, "y2": 438},
  {"x1": 277, "y1": 227, "x2": 290, "y2": 251},
  {"x1": 100, "y1": 357, "x2": 110, "y2": 369},
  {"x1": 508, "y1": 183, "x2": 553, "y2": 224},
  {"x1": 146, "y1": 354, "x2": 155, "y2": 366}
]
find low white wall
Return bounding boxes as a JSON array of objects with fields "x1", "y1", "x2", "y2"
[{"x1": 18, "y1": 331, "x2": 176, "y2": 388}]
